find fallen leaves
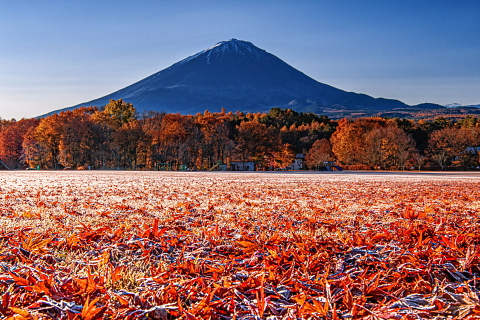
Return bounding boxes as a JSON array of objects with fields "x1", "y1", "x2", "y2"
[{"x1": 0, "y1": 171, "x2": 479, "y2": 319}]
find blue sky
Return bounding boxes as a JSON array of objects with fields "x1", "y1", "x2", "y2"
[{"x1": 1, "y1": 0, "x2": 479, "y2": 120}]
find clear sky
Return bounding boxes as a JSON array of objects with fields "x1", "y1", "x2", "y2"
[{"x1": 1, "y1": 0, "x2": 479, "y2": 120}]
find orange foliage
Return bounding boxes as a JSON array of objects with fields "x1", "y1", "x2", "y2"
[{"x1": 1, "y1": 172, "x2": 480, "y2": 318}]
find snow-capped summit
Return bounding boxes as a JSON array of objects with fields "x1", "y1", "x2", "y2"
[
  {"x1": 445, "y1": 103, "x2": 480, "y2": 109},
  {"x1": 206, "y1": 38, "x2": 262, "y2": 54},
  {"x1": 179, "y1": 39, "x2": 265, "y2": 65},
  {"x1": 444, "y1": 103, "x2": 463, "y2": 108},
  {"x1": 47, "y1": 39, "x2": 411, "y2": 116}
]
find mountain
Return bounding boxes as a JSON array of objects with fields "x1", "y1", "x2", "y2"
[
  {"x1": 409, "y1": 103, "x2": 444, "y2": 110},
  {"x1": 445, "y1": 103, "x2": 464, "y2": 108},
  {"x1": 445, "y1": 103, "x2": 480, "y2": 108},
  {"x1": 46, "y1": 39, "x2": 442, "y2": 116}
]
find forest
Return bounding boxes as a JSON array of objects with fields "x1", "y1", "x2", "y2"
[{"x1": 0, "y1": 99, "x2": 479, "y2": 171}]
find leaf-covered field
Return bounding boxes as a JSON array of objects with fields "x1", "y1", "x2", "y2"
[{"x1": 1, "y1": 171, "x2": 480, "y2": 319}]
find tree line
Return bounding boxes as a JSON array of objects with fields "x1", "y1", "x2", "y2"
[{"x1": 0, "y1": 99, "x2": 479, "y2": 170}]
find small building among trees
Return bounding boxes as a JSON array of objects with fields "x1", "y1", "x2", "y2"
[
  {"x1": 230, "y1": 161, "x2": 256, "y2": 171},
  {"x1": 288, "y1": 154, "x2": 304, "y2": 170}
]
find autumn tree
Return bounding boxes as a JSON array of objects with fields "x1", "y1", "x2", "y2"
[
  {"x1": 195, "y1": 111, "x2": 235, "y2": 169},
  {"x1": 57, "y1": 107, "x2": 98, "y2": 168},
  {"x1": 234, "y1": 120, "x2": 277, "y2": 167},
  {"x1": 22, "y1": 126, "x2": 48, "y2": 169},
  {"x1": 331, "y1": 118, "x2": 417, "y2": 169},
  {"x1": 331, "y1": 118, "x2": 363, "y2": 165},
  {"x1": 88, "y1": 116, "x2": 113, "y2": 169},
  {"x1": 331, "y1": 118, "x2": 387, "y2": 165},
  {"x1": 305, "y1": 139, "x2": 334, "y2": 170},
  {"x1": 93, "y1": 100, "x2": 141, "y2": 169},
  {"x1": 271, "y1": 143, "x2": 296, "y2": 170},
  {"x1": 152, "y1": 114, "x2": 195, "y2": 169},
  {"x1": 0, "y1": 118, "x2": 39, "y2": 169},
  {"x1": 31, "y1": 114, "x2": 64, "y2": 169},
  {"x1": 428, "y1": 127, "x2": 479, "y2": 169},
  {"x1": 111, "y1": 120, "x2": 148, "y2": 169},
  {"x1": 411, "y1": 152, "x2": 426, "y2": 170},
  {"x1": 362, "y1": 124, "x2": 415, "y2": 169},
  {"x1": 138, "y1": 111, "x2": 166, "y2": 168}
]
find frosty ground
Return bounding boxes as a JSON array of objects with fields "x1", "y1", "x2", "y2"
[{"x1": 1, "y1": 171, "x2": 479, "y2": 319}]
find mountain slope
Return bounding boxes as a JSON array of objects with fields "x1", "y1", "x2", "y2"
[{"x1": 47, "y1": 39, "x2": 428, "y2": 116}]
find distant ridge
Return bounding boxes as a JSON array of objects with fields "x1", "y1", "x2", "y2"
[
  {"x1": 445, "y1": 103, "x2": 480, "y2": 109},
  {"x1": 44, "y1": 39, "x2": 445, "y2": 117}
]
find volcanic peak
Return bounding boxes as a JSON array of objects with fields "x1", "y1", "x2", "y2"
[
  {"x1": 179, "y1": 38, "x2": 264, "y2": 65},
  {"x1": 43, "y1": 38, "x2": 441, "y2": 118}
]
